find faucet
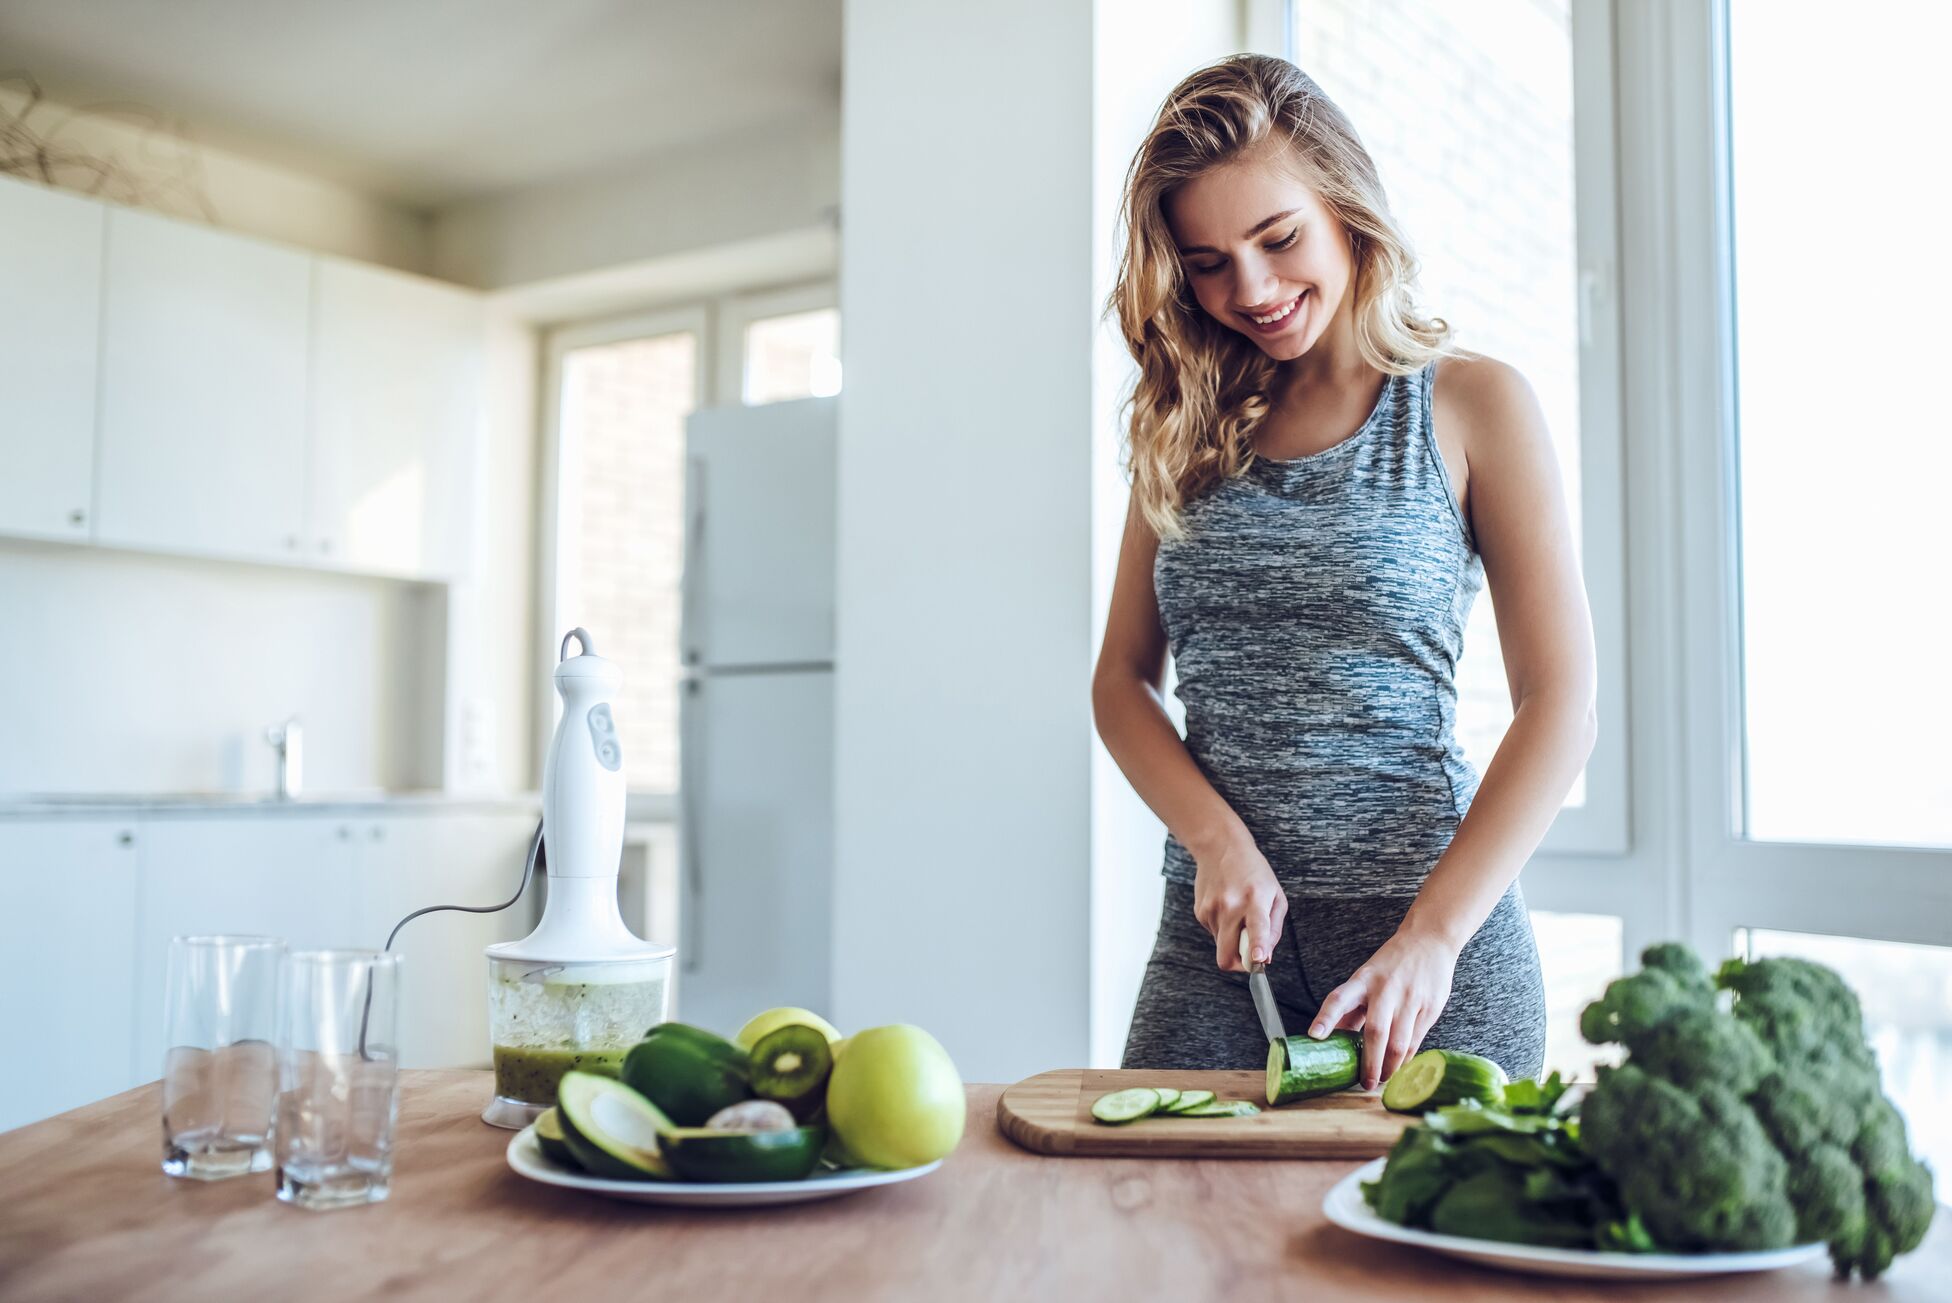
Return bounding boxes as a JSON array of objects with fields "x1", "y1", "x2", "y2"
[{"x1": 266, "y1": 717, "x2": 303, "y2": 800}]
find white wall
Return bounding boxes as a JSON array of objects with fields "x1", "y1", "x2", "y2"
[
  {"x1": 1089, "y1": 3, "x2": 1245, "y2": 1069},
  {"x1": 834, "y1": 0, "x2": 1243, "y2": 1082},
  {"x1": 429, "y1": 111, "x2": 842, "y2": 291},
  {"x1": 834, "y1": 0, "x2": 1096, "y2": 1081},
  {"x1": 0, "y1": 541, "x2": 441, "y2": 794},
  {"x1": 0, "y1": 84, "x2": 429, "y2": 273},
  {"x1": 440, "y1": 306, "x2": 541, "y2": 796}
]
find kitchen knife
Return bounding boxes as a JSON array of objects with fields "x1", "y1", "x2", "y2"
[{"x1": 1240, "y1": 929, "x2": 1290, "y2": 1044}]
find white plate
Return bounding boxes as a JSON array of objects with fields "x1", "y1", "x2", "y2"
[
  {"x1": 504, "y1": 1125, "x2": 943, "y2": 1207},
  {"x1": 1322, "y1": 1158, "x2": 1829, "y2": 1280}
]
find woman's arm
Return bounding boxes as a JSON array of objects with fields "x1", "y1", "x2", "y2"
[
  {"x1": 1309, "y1": 357, "x2": 1599, "y2": 1087},
  {"x1": 1092, "y1": 494, "x2": 1286, "y2": 971}
]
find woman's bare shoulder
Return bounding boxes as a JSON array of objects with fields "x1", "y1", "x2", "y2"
[{"x1": 1430, "y1": 352, "x2": 1547, "y2": 458}]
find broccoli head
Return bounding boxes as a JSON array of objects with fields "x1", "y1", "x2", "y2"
[
  {"x1": 1578, "y1": 944, "x2": 1938, "y2": 1279},
  {"x1": 1577, "y1": 1062, "x2": 1797, "y2": 1252},
  {"x1": 1579, "y1": 963, "x2": 1711, "y2": 1047}
]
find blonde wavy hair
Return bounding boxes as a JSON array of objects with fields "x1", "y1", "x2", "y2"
[{"x1": 1107, "y1": 53, "x2": 1466, "y2": 540}]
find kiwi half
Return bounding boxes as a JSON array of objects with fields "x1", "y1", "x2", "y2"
[{"x1": 748, "y1": 1023, "x2": 833, "y2": 1113}]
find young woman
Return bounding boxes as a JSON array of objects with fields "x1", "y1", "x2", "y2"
[{"x1": 1094, "y1": 54, "x2": 1596, "y2": 1089}]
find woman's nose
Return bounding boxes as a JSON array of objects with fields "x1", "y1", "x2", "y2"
[{"x1": 1234, "y1": 257, "x2": 1282, "y2": 307}]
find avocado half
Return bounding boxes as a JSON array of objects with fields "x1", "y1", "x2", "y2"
[
  {"x1": 555, "y1": 1070, "x2": 676, "y2": 1180},
  {"x1": 661, "y1": 1125, "x2": 825, "y2": 1183}
]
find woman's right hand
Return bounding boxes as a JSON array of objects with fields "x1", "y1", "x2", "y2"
[{"x1": 1191, "y1": 833, "x2": 1289, "y2": 972}]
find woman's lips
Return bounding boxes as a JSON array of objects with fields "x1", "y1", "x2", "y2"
[{"x1": 1242, "y1": 292, "x2": 1306, "y2": 334}]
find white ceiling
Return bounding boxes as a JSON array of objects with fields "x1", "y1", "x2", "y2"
[{"x1": 0, "y1": 0, "x2": 843, "y2": 208}]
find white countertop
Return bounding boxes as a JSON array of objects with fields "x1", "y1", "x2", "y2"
[{"x1": 0, "y1": 789, "x2": 544, "y2": 818}]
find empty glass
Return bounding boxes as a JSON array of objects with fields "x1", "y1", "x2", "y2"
[
  {"x1": 275, "y1": 949, "x2": 402, "y2": 1210},
  {"x1": 161, "y1": 935, "x2": 284, "y2": 1179}
]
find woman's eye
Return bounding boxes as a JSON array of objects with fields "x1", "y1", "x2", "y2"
[{"x1": 1188, "y1": 228, "x2": 1299, "y2": 276}]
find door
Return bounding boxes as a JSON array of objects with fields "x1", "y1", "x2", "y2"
[
  {"x1": 0, "y1": 820, "x2": 141, "y2": 1129},
  {"x1": 309, "y1": 259, "x2": 484, "y2": 579},
  {"x1": 677, "y1": 669, "x2": 833, "y2": 1033},
  {"x1": 0, "y1": 177, "x2": 101, "y2": 543},
  {"x1": 682, "y1": 397, "x2": 838, "y2": 670},
  {"x1": 96, "y1": 207, "x2": 311, "y2": 563}
]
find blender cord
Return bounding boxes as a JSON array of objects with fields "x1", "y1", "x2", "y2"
[
  {"x1": 383, "y1": 817, "x2": 544, "y2": 951},
  {"x1": 356, "y1": 817, "x2": 545, "y2": 1059}
]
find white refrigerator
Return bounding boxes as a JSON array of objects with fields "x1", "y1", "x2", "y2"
[{"x1": 675, "y1": 395, "x2": 837, "y2": 1034}]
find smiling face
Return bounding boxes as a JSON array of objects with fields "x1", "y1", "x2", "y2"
[{"x1": 1164, "y1": 153, "x2": 1358, "y2": 367}]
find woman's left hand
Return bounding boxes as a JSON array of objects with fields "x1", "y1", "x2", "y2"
[{"x1": 1306, "y1": 928, "x2": 1460, "y2": 1091}]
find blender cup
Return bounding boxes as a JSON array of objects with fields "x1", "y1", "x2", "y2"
[{"x1": 484, "y1": 952, "x2": 673, "y2": 1128}]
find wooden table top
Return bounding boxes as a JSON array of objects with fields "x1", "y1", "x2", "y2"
[{"x1": 2, "y1": 1070, "x2": 1947, "y2": 1302}]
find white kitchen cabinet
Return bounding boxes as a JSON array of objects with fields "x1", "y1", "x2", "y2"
[
  {"x1": 0, "y1": 177, "x2": 103, "y2": 543},
  {"x1": 0, "y1": 820, "x2": 141, "y2": 1131},
  {"x1": 1, "y1": 808, "x2": 535, "y2": 1127},
  {"x1": 309, "y1": 260, "x2": 483, "y2": 580},
  {"x1": 132, "y1": 816, "x2": 359, "y2": 1075},
  {"x1": 356, "y1": 812, "x2": 537, "y2": 1069},
  {"x1": 95, "y1": 207, "x2": 311, "y2": 563}
]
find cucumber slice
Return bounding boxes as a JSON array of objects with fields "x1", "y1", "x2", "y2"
[
  {"x1": 1178, "y1": 1099, "x2": 1261, "y2": 1117},
  {"x1": 1090, "y1": 1087, "x2": 1162, "y2": 1124},
  {"x1": 1267, "y1": 1032, "x2": 1362, "y2": 1104},
  {"x1": 534, "y1": 1106, "x2": 577, "y2": 1168},
  {"x1": 1381, "y1": 1048, "x2": 1509, "y2": 1114},
  {"x1": 1150, "y1": 1087, "x2": 1182, "y2": 1111},
  {"x1": 1162, "y1": 1089, "x2": 1216, "y2": 1113},
  {"x1": 556, "y1": 1070, "x2": 676, "y2": 1179}
]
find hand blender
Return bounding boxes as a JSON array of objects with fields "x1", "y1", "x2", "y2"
[{"x1": 480, "y1": 629, "x2": 676, "y2": 1129}]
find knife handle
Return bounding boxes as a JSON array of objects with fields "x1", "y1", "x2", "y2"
[{"x1": 1238, "y1": 928, "x2": 1259, "y2": 972}]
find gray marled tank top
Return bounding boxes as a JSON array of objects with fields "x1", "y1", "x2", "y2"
[{"x1": 1154, "y1": 359, "x2": 1483, "y2": 898}]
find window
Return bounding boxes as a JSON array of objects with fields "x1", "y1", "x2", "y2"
[
  {"x1": 1292, "y1": 0, "x2": 1624, "y2": 839},
  {"x1": 711, "y1": 283, "x2": 841, "y2": 406},
  {"x1": 1727, "y1": 0, "x2": 1952, "y2": 849},
  {"x1": 549, "y1": 325, "x2": 700, "y2": 794},
  {"x1": 543, "y1": 283, "x2": 841, "y2": 796},
  {"x1": 1737, "y1": 929, "x2": 1952, "y2": 1185},
  {"x1": 743, "y1": 308, "x2": 841, "y2": 404}
]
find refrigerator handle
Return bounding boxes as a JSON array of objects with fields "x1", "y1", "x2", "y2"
[
  {"x1": 679, "y1": 676, "x2": 703, "y2": 974},
  {"x1": 680, "y1": 455, "x2": 707, "y2": 668}
]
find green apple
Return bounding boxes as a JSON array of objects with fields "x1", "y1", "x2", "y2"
[
  {"x1": 826, "y1": 1024, "x2": 964, "y2": 1169},
  {"x1": 735, "y1": 1007, "x2": 843, "y2": 1050}
]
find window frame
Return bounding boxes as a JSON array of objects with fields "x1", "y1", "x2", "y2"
[
  {"x1": 709, "y1": 279, "x2": 840, "y2": 407},
  {"x1": 1677, "y1": 0, "x2": 1952, "y2": 952},
  {"x1": 534, "y1": 278, "x2": 844, "y2": 789},
  {"x1": 1523, "y1": 0, "x2": 1952, "y2": 968},
  {"x1": 534, "y1": 303, "x2": 710, "y2": 791}
]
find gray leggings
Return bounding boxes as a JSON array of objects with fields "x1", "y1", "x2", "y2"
[{"x1": 1122, "y1": 878, "x2": 1547, "y2": 1081}]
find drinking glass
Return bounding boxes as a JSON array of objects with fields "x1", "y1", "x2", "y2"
[
  {"x1": 161, "y1": 934, "x2": 285, "y2": 1179},
  {"x1": 275, "y1": 949, "x2": 402, "y2": 1210}
]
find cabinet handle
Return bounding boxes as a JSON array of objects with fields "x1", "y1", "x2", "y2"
[
  {"x1": 286, "y1": 535, "x2": 301, "y2": 550},
  {"x1": 69, "y1": 509, "x2": 86, "y2": 527},
  {"x1": 370, "y1": 825, "x2": 385, "y2": 841},
  {"x1": 338, "y1": 825, "x2": 352, "y2": 841},
  {"x1": 117, "y1": 830, "x2": 134, "y2": 847},
  {"x1": 320, "y1": 538, "x2": 334, "y2": 555}
]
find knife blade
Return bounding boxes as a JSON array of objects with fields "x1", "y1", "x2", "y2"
[{"x1": 1240, "y1": 929, "x2": 1290, "y2": 1044}]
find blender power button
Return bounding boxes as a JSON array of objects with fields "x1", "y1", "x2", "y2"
[{"x1": 589, "y1": 705, "x2": 622, "y2": 770}]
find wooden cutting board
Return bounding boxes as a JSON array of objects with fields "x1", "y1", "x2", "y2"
[{"x1": 996, "y1": 1068, "x2": 1414, "y2": 1160}]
